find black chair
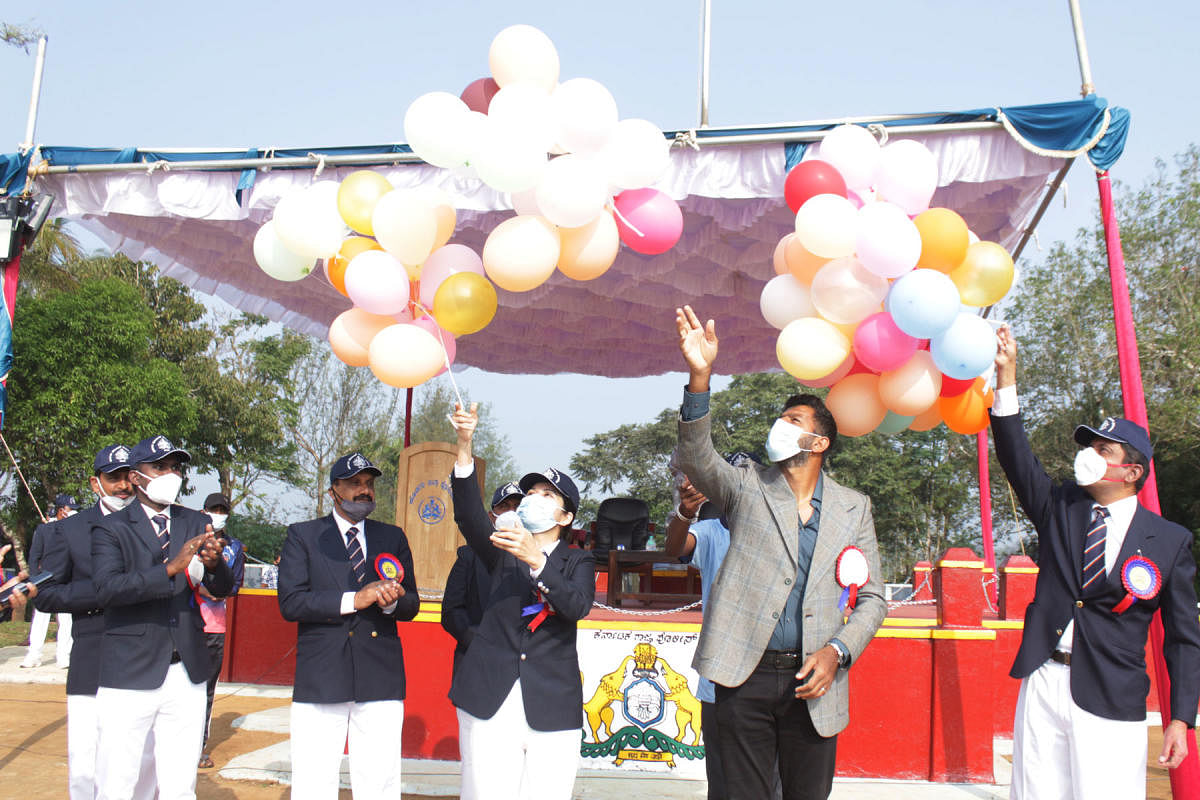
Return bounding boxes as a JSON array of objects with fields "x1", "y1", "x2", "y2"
[{"x1": 592, "y1": 497, "x2": 650, "y2": 561}]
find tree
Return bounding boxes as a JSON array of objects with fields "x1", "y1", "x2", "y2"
[
  {"x1": 1003, "y1": 145, "x2": 1200, "y2": 585},
  {"x1": 2, "y1": 278, "x2": 197, "y2": 548},
  {"x1": 1, "y1": 23, "x2": 42, "y2": 52}
]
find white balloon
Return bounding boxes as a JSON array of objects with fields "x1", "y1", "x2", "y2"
[
  {"x1": 535, "y1": 155, "x2": 609, "y2": 228},
  {"x1": 488, "y1": 82, "x2": 557, "y2": 153},
  {"x1": 252, "y1": 220, "x2": 314, "y2": 281},
  {"x1": 472, "y1": 118, "x2": 548, "y2": 193},
  {"x1": 794, "y1": 194, "x2": 858, "y2": 259},
  {"x1": 489, "y1": 24, "x2": 560, "y2": 92},
  {"x1": 509, "y1": 187, "x2": 541, "y2": 215},
  {"x1": 552, "y1": 78, "x2": 618, "y2": 155},
  {"x1": 600, "y1": 118, "x2": 671, "y2": 190},
  {"x1": 875, "y1": 140, "x2": 939, "y2": 215},
  {"x1": 272, "y1": 181, "x2": 346, "y2": 259},
  {"x1": 404, "y1": 92, "x2": 473, "y2": 169},
  {"x1": 817, "y1": 125, "x2": 881, "y2": 191},
  {"x1": 371, "y1": 189, "x2": 438, "y2": 267},
  {"x1": 855, "y1": 202, "x2": 922, "y2": 278},
  {"x1": 759, "y1": 274, "x2": 816, "y2": 330}
]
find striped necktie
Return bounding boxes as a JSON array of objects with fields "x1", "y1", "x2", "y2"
[
  {"x1": 152, "y1": 514, "x2": 169, "y2": 563},
  {"x1": 345, "y1": 526, "x2": 366, "y2": 587},
  {"x1": 1081, "y1": 506, "x2": 1109, "y2": 591}
]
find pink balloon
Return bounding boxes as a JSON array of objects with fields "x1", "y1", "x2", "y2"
[
  {"x1": 853, "y1": 312, "x2": 919, "y2": 372},
  {"x1": 613, "y1": 189, "x2": 683, "y2": 255},
  {"x1": 413, "y1": 315, "x2": 457, "y2": 376},
  {"x1": 344, "y1": 250, "x2": 410, "y2": 316},
  {"x1": 419, "y1": 244, "x2": 486, "y2": 310},
  {"x1": 460, "y1": 77, "x2": 500, "y2": 113}
]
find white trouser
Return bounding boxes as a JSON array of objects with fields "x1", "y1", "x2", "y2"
[
  {"x1": 67, "y1": 693, "x2": 157, "y2": 800},
  {"x1": 290, "y1": 699, "x2": 404, "y2": 799},
  {"x1": 25, "y1": 609, "x2": 72, "y2": 665},
  {"x1": 1011, "y1": 659, "x2": 1146, "y2": 799},
  {"x1": 95, "y1": 662, "x2": 206, "y2": 800},
  {"x1": 457, "y1": 681, "x2": 580, "y2": 800}
]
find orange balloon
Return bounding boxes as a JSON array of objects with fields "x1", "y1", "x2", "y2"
[
  {"x1": 783, "y1": 234, "x2": 830, "y2": 284},
  {"x1": 772, "y1": 236, "x2": 791, "y2": 275},
  {"x1": 908, "y1": 402, "x2": 943, "y2": 432},
  {"x1": 825, "y1": 373, "x2": 887, "y2": 437},
  {"x1": 326, "y1": 237, "x2": 382, "y2": 297},
  {"x1": 328, "y1": 308, "x2": 396, "y2": 367},
  {"x1": 938, "y1": 378, "x2": 995, "y2": 434},
  {"x1": 914, "y1": 208, "x2": 969, "y2": 273}
]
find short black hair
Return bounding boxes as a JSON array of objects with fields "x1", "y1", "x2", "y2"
[
  {"x1": 1120, "y1": 443, "x2": 1149, "y2": 491},
  {"x1": 781, "y1": 394, "x2": 838, "y2": 455}
]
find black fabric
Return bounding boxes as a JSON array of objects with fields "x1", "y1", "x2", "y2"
[
  {"x1": 203, "y1": 632, "x2": 225, "y2": 748},
  {"x1": 448, "y1": 471, "x2": 595, "y2": 732},
  {"x1": 713, "y1": 660, "x2": 837, "y2": 800},
  {"x1": 591, "y1": 497, "x2": 650, "y2": 560},
  {"x1": 277, "y1": 515, "x2": 419, "y2": 704},
  {"x1": 91, "y1": 504, "x2": 232, "y2": 690},
  {"x1": 33, "y1": 505, "x2": 106, "y2": 695},
  {"x1": 992, "y1": 411, "x2": 1200, "y2": 723},
  {"x1": 441, "y1": 544, "x2": 492, "y2": 678}
]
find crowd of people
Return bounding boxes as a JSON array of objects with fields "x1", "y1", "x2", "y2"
[{"x1": 1, "y1": 309, "x2": 1197, "y2": 800}]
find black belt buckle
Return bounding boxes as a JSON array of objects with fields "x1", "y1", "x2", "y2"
[
  {"x1": 1050, "y1": 650, "x2": 1071, "y2": 666},
  {"x1": 763, "y1": 649, "x2": 800, "y2": 670}
]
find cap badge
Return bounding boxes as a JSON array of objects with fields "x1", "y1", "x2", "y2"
[
  {"x1": 350, "y1": 454, "x2": 367, "y2": 469},
  {"x1": 1100, "y1": 418, "x2": 1116, "y2": 432},
  {"x1": 152, "y1": 435, "x2": 171, "y2": 452},
  {"x1": 111, "y1": 446, "x2": 130, "y2": 463}
]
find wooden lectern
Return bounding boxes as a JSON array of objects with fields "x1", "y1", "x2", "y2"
[{"x1": 394, "y1": 441, "x2": 486, "y2": 593}]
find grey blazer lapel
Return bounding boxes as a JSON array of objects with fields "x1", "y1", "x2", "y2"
[
  {"x1": 807, "y1": 477, "x2": 857, "y2": 592},
  {"x1": 760, "y1": 466, "x2": 799, "y2": 566}
]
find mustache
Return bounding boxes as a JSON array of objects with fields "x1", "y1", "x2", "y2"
[{"x1": 352, "y1": 494, "x2": 373, "y2": 502}]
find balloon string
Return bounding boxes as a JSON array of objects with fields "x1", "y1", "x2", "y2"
[
  {"x1": 411, "y1": 300, "x2": 466, "y2": 412},
  {"x1": 607, "y1": 201, "x2": 645, "y2": 238}
]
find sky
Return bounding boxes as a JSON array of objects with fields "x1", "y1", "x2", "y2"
[{"x1": 2, "y1": 1, "x2": 1198, "y2": 512}]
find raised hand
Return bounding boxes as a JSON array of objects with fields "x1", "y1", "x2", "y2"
[
  {"x1": 995, "y1": 325, "x2": 1017, "y2": 388},
  {"x1": 675, "y1": 305, "x2": 718, "y2": 391},
  {"x1": 452, "y1": 402, "x2": 479, "y2": 466}
]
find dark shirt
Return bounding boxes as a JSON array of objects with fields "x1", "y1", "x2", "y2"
[{"x1": 767, "y1": 473, "x2": 822, "y2": 651}]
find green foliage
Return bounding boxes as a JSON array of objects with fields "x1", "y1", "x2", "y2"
[
  {"x1": 1, "y1": 22, "x2": 43, "y2": 52},
  {"x1": 4, "y1": 278, "x2": 197, "y2": 546},
  {"x1": 225, "y1": 508, "x2": 288, "y2": 563}
]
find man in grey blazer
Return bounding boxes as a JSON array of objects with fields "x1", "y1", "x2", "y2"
[{"x1": 674, "y1": 306, "x2": 888, "y2": 800}]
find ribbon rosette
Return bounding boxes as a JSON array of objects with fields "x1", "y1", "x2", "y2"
[
  {"x1": 836, "y1": 545, "x2": 870, "y2": 612},
  {"x1": 1112, "y1": 555, "x2": 1161, "y2": 615},
  {"x1": 374, "y1": 553, "x2": 405, "y2": 583}
]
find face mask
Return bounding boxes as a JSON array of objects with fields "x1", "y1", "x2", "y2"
[
  {"x1": 136, "y1": 471, "x2": 182, "y2": 505},
  {"x1": 517, "y1": 493, "x2": 565, "y2": 534},
  {"x1": 99, "y1": 492, "x2": 135, "y2": 513},
  {"x1": 208, "y1": 512, "x2": 228, "y2": 531},
  {"x1": 1074, "y1": 446, "x2": 1138, "y2": 487},
  {"x1": 64, "y1": 509, "x2": 77, "y2": 517},
  {"x1": 765, "y1": 418, "x2": 817, "y2": 463},
  {"x1": 332, "y1": 490, "x2": 375, "y2": 523}
]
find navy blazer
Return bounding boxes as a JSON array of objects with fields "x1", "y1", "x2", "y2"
[
  {"x1": 28, "y1": 519, "x2": 56, "y2": 573},
  {"x1": 992, "y1": 411, "x2": 1200, "y2": 723},
  {"x1": 91, "y1": 503, "x2": 233, "y2": 690},
  {"x1": 277, "y1": 515, "x2": 419, "y2": 704},
  {"x1": 34, "y1": 504, "x2": 108, "y2": 695},
  {"x1": 448, "y1": 472, "x2": 595, "y2": 732},
  {"x1": 441, "y1": 544, "x2": 492, "y2": 677}
]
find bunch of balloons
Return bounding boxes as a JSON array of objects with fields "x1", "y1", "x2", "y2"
[
  {"x1": 404, "y1": 23, "x2": 682, "y2": 288},
  {"x1": 764, "y1": 125, "x2": 1014, "y2": 437},
  {"x1": 253, "y1": 172, "x2": 498, "y2": 388}
]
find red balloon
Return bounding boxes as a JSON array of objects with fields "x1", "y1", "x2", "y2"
[
  {"x1": 460, "y1": 77, "x2": 500, "y2": 113},
  {"x1": 846, "y1": 357, "x2": 879, "y2": 377},
  {"x1": 939, "y1": 374, "x2": 975, "y2": 397},
  {"x1": 784, "y1": 160, "x2": 848, "y2": 214}
]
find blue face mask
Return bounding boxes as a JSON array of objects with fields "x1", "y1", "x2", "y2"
[{"x1": 516, "y1": 493, "x2": 564, "y2": 534}]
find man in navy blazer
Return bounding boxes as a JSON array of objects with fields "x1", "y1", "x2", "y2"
[
  {"x1": 278, "y1": 451, "x2": 418, "y2": 799},
  {"x1": 91, "y1": 435, "x2": 232, "y2": 800},
  {"x1": 990, "y1": 326, "x2": 1200, "y2": 799},
  {"x1": 34, "y1": 444, "x2": 155, "y2": 800}
]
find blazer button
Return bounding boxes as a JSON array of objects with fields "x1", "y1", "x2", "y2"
[
  {"x1": 371, "y1": 631, "x2": 378, "y2": 638},
  {"x1": 1075, "y1": 600, "x2": 1084, "y2": 608},
  {"x1": 784, "y1": 578, "x2": 792, "y2": 585},
  {"x1": 772, "y1": 611, "x2": 779, "y2": 619},
  {"x1": 1056, "y1": 628, "x2": 1063, "y2": 636},
  {"x1": 520, "y1": 653, "x2": 527, "y2": 661},
  {"x1": 348, "y1": 631, "x2": 354, "y2": 637}
]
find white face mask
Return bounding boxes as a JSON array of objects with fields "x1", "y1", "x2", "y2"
[
  {"x1": 207, "y1": 512, "x2": 228, "y2": 531},
  {"x1": 765, "y1": 418, "x2": 818, "y2": 463},
  {"x1": 136, "y1": 471, "x2": 183, "y2": 506},
  {"x1": 516, "y1": 493, "x2": 565, "y2": 534},
  {"x1": 99, "y1": 493, "x2": 135, "y2": 513},
  {"x1": 1073, "y1": 447, "x2": 1109, "y2": 486}
]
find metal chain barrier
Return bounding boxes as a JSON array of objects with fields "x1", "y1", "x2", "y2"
[
  {"x1": 591, "y1": 599, "x2": 703, "y2": 616},
  {"x1": 886, "y1": 571, "x2": 936, "y2": 610}
]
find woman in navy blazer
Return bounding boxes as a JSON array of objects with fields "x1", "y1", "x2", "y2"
[{"x1": 448, "y1": 402, "x2": 594, "y2": 800}]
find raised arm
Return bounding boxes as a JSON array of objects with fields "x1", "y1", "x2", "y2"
[{"x1": 450, "y1": 402, "x2": 500, "y2": 570}]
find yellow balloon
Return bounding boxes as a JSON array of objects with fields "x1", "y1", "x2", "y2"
[
  {"x1": 825, "y1": 373, "x2": 887, "y2": 437},
  {"x1": 557, "y1": 213, "x2": 619, "y2": 281},
  {"x1": 776, "y1": 318, "x2": 851, "y2": 380},
  {"x1": 337, "y1": 171, "x2": 393, "y2": 236},
  {"x1": 433, "y1": 272, "x2": 499, "y2": 335},
  {"x1": 950, "y1": 241, "x2": 1014, "y2": 307}
]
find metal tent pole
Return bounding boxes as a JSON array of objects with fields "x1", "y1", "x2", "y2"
[
  {"x1": 1066, "y1": 2, "x2": 1200, "y2": 794},
  {"x1": 19, "y1": 36, "x2": 47, "y2": 155},
  {"x1": 698, "y1": 0, "x2": 712, "y2": 128}
]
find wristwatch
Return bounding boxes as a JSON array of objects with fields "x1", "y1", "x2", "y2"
[{"x1": 828, "y1": 638, "x2": 851, "y2": 668}]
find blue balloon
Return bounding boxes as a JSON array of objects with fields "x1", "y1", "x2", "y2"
[
  {"x1": 888, "y1": 269, "x2": 960, "y2": 339},
  {"x1": 931, "y1": 313, "x2": 995, "y2": 380},
  {"x1": 876, "y1": 410, "x2": 916, "y2": 434}
]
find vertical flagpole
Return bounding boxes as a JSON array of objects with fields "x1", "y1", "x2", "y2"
[
  {"x1": 698, "y1": 0, "x2": 711, "y2": 128},
  {"x1": 1066, "y1": 2, "x2": 1200, "y2": 794},
  {"x1": 20, "y1": 36, "x2": 48, "y2": 154},
  {"x1": 976, "y1": 430, "x2": 996, "y2": 605}
]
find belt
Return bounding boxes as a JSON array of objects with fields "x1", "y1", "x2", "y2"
[
  {"x1": 170, "y1": 651, "x2": 182, "y2": 664},
  {"x1": 1050, "y1": 650, "x2": 1071, "y2": 666},
  {"x1": 760, "y1": 649, "x2": 801, "y2": 670}
]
